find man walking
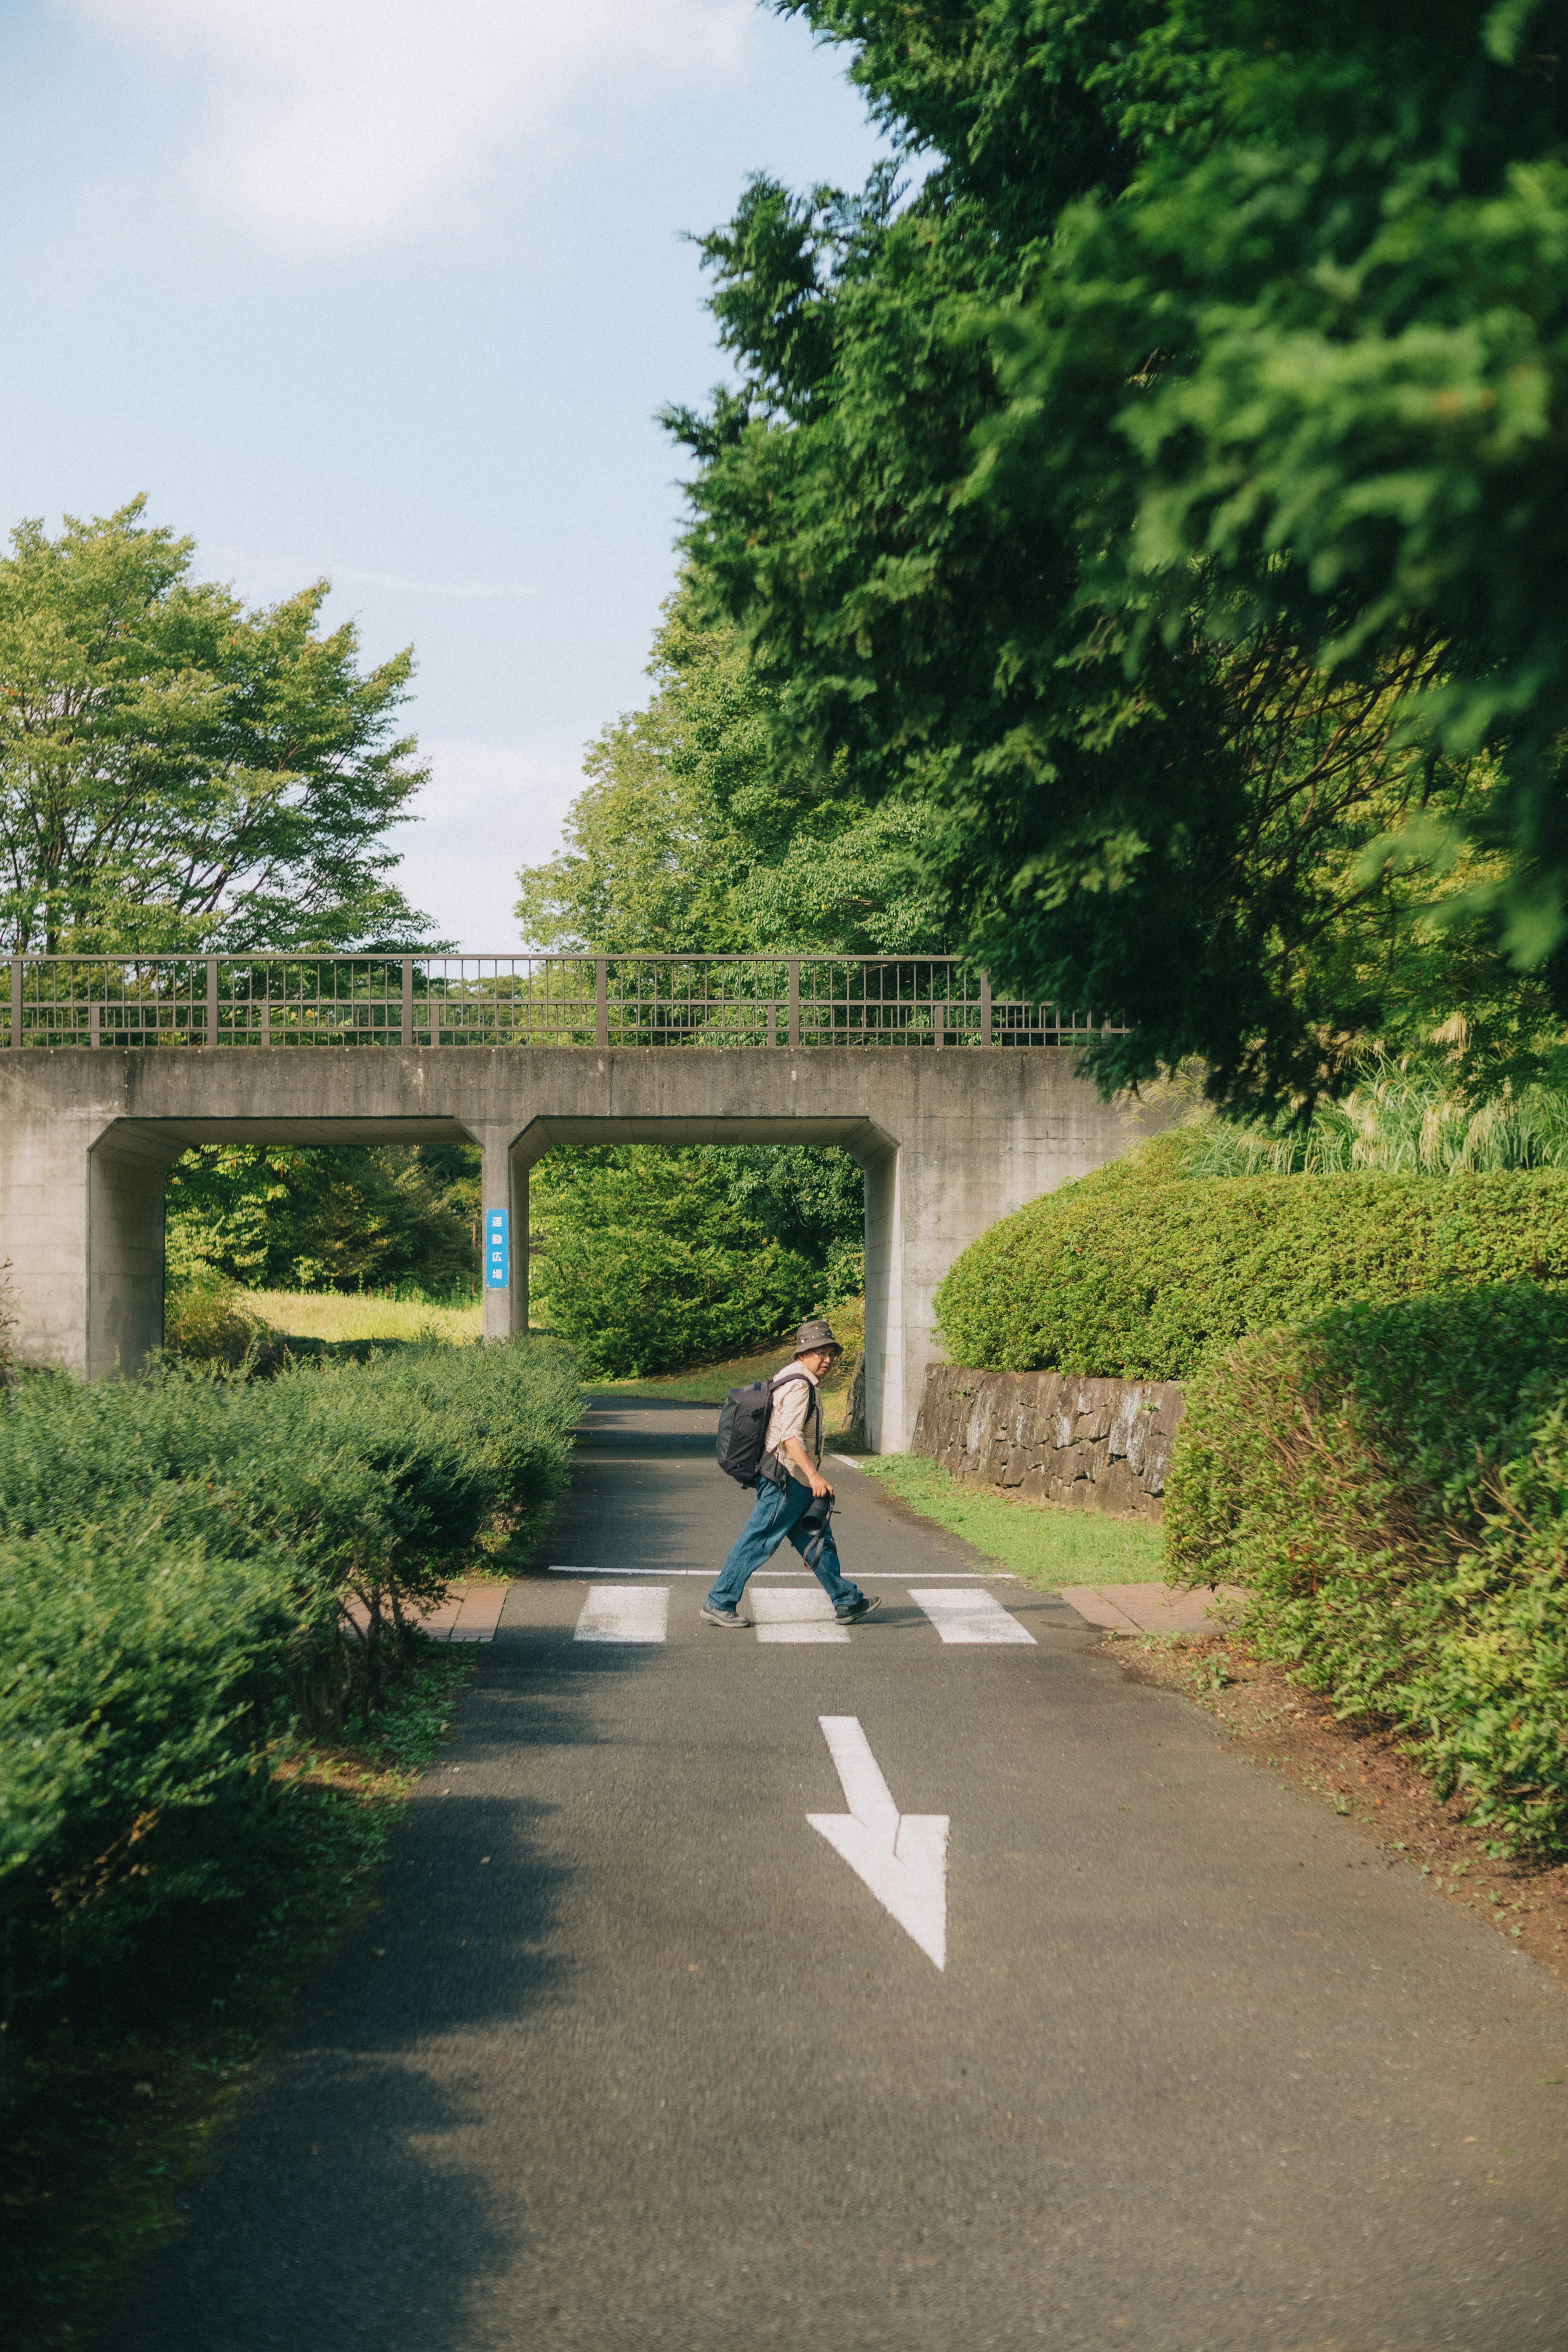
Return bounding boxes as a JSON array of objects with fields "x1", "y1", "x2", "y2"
[{"x1": 702, "y1": 1319, "x2": 881, "y2": 1628}]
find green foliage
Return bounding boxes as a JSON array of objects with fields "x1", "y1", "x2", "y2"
[
  {"x1": 0, "y1": 1338, "x2": 579, "y2": 2028},
  {"x1": 712, "y1": 1144, "x2": 866, "y2": 1301},
  {"x1": 1166, "y1": 1287, "x2": 1568, "y2": 1853},
  {"x1": 1187, "y1": 1055, "x2": 1568, "y2": 1176},
  {"x1": 933, "y1": 1140, "x2": 1568, "y2": 1378},
  {"x1": 163, "y1": 1267, "x2": 284, "y2": 1370},
  {"x1": 2, "y1": 1644, "x2": 472, "y2": 2352},
  {"x1": 166, "y1": 1140, "x2": 477, "y2": 1294},
  {"x1": 0, "y1": 498, "x2": 436, "y2": 955},
  {"x1": 669, "y1": 0, "x2": 1568, "y2": 1112},
  {"x1": 530, "y1": 1145, "x2": 837, "y2": 1376},
  {"x1": 516, "y1": 584, "x2": 946, "y2": 956},
  {"x1": 0, "y1": 1522, "x2": 302, "y2": 1953}
]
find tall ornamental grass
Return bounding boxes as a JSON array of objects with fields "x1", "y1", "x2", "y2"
[
  {"x1": 0, "y1": 1337, "x2": 579, "y2": 2032},
  {"x1": 1183, "y1": 1059, "x2": 1568, "y2": 1179},
  {"x1": 1167, "y1": 1287, "x2": 1568, "y2": 1857}
]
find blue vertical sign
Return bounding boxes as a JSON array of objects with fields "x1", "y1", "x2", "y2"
[{"x1": 485, "y1": 1208, "x2": 510, "y2": 1291}]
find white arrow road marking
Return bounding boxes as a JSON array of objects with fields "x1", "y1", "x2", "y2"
[
  {"x1": 575, "y1": 1586, "x2": 669, "y2": 1642},
  {"x1": 909, "y1": 1587, "x2": 1037, "y2": 1645},
  {"x1": 806, "y1": 1716, "x2": 949, "y2": 1970}
]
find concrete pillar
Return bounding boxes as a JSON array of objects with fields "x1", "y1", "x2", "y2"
[
  {"x1": 514, "y1": 1152, "x2": 531, "y2": 1335},
  {"x1": 855, "y1": 1133, "x2": 900, "y2": 1454},
  {"x1": 847, "y1": 1062, "x2": 1171, "y2": 1450},
  {"x1": 87, "y1": 1126, "x2": 185, "y2": 1376},
  {"x1": 2, "y1": 1098, "x2": 98, "y2": 1376},
  {"x1": 478, "y1": 1125, "x2": 527, "y2": 1340}
]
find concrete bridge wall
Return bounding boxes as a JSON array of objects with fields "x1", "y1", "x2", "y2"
[{"x1": 0, "y1": 1045, "x2": 1156, "y2": 1450}]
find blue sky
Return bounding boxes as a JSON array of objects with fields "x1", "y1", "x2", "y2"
[{"x1": 0, "y1": 0, "x2": 884, "y2": 947}]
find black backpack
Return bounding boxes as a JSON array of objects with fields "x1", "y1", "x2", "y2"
[{"x1": 715, "y1": 1365, "x2": 813, "y2": 1486}]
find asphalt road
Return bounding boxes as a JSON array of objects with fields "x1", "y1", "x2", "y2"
[{"x1": 105, "y1": 1399, "x2": 1568, "y2": 2351}]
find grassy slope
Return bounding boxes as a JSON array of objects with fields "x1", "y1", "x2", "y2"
[
  {"x1": 849, "y1": 1454, "x2": 1165, "y2": 1587},
  {"x1": 247, "y1": 1290, "x2": 483, "y2": 1344}
]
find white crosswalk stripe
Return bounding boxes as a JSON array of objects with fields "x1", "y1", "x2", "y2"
[
  {"x1": 909, "y1": 1588, "x2": 1036, "y2": 1645},
  {"x1": 575, "y1": 1586, "x2": 670, "y2": 1643},
  {"x1": 561, "y1": 1580, "x2": 1037, "y2": 1646},
  {"x1": 750, "y1": 1589, "x2": 850, "y2": 1644}
]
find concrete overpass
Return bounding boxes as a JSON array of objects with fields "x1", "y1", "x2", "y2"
[{"x1": 0, "y1": 954, "x2": 1151, "y2": 1450}]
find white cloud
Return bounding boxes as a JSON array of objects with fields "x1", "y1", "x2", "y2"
[
  {"x1": 396, "y1": 737, "x2": 584, "y2": 951},
  {"x1": 61, "y1": 0, "x2": 755, "y2": 250}
]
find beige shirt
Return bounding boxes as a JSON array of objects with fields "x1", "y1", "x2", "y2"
[{"x1": 763, "y1": 1361, "x2": 821, "y2": 1469}]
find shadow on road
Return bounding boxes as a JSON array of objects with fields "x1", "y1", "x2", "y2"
[{"x1": 100, "y1": 1635, "x2": 662, "y2": 2352}]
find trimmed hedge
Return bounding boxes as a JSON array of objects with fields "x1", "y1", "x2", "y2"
[
  {"x1": 933, "y1": 1140, "x2": 1568, "y2": 1380},
  {"x1": 0, "y1": 1338, "x2": 579, "y2": 2029},
  {"x1": 1167, "y1": 1286, "x2": 1568, "y2": 1855}
]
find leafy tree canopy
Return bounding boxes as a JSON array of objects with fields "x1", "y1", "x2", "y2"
[
  {"x1": 167, "y1": 1143, "x2": 478, "y2": 1295},
  {"x1": 515, "y1": 583, "x2": 946, "y2": 956},
  {"x1": 0, "y1": 499, "x2": 437, "y2": 954},
  {"x1": 667, "y1": 0, "x2": 1568, "y2": 1113}
]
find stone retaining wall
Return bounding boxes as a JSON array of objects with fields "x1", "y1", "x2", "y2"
[{"x1": 911, "y1": 1365, "x2": 1185, "y2": 1522}]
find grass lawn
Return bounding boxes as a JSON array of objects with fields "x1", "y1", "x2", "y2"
[
  {"x1": 247, "y1": 1290, "x2": 483, "y2": 1345},
  {"x1": 846, "y1": 1453, "x2": 1167, "y2": 1588}
]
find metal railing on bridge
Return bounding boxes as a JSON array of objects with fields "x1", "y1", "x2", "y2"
[{"x1": 2, "y1": 953, "x2": 1124, "y2": 1051}]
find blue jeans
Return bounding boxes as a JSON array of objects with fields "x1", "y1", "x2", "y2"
[{"x1": 706, "y1": 1474, "x2": 864, "y2": 1615}]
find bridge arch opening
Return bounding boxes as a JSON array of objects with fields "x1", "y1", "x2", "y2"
[{"x1": 509, "y1": 1115, "x2": 897, "y2": 1426}]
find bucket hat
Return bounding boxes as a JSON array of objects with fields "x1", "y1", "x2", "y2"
[{"x1": 795, "y1": 1318, "x2": 842, "y2": 1357}]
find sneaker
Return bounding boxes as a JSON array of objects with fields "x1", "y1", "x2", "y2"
[
  {"x1": 700, "y1": 1602, "x2": 750, "y2": 1628},
  {"x1": 835, "y1": 1594, "x2": 882, "y2": 1624}
]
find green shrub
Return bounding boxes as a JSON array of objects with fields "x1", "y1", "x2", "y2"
[
  {"x1": 934, "y1": 1140, "x2": 1568, "y2": 1379},
  {"x1": 341, "y1": 1334, "x2": 582, "y2": 1529},
  {"x1": 1166, "y1": 1286, "x2": 1568, "y2": 1854},
  {"x1": 530, "y1": 1145, "x2": 829, "y2": 1375},
  {"x1": 540, "y1": 1226, "x2": 815, "y2": 1378},
  {"x1": 0, "y1": 1336, "x2": 580, "y2": 2029},
  {"x1": 163, "y1": 1268, "x2": 284, "y2": 1370},
  {"x1": 0, "y1": 1518, "x2": 302, "y2": 2002}
]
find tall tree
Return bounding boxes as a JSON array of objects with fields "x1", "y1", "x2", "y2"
[
  {"x1": 516, "y1": 583, "x2": 946, "y2": 956},
  {"x1": 667, "y1": 0, "x2": 1568, "y2": 1112},
  {"x1": 0, "y1": 499, "x2": 436, "y2": 954}
]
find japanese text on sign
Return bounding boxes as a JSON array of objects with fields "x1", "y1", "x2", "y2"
[{"x1": 485, "y1": 1208, "x2": 509, "y2": 1291}]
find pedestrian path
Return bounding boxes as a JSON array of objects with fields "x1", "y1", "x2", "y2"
[
  {"x1": 909, "y1": 1587, "x2": 1036, "y2": 1644},
  {"x1": 107, "y1": 1393, "x2": 1568, "y2": 2352},
  {"x1": 351, "y1": 1575, "x2": 1231, "y2": 1650},
  {"x1": 750, "y1": 1587, "x2": 849, "y2": 1643},
  {"x1": 573, "y1": 1585, "x2": 670, "y2": 1643}
]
